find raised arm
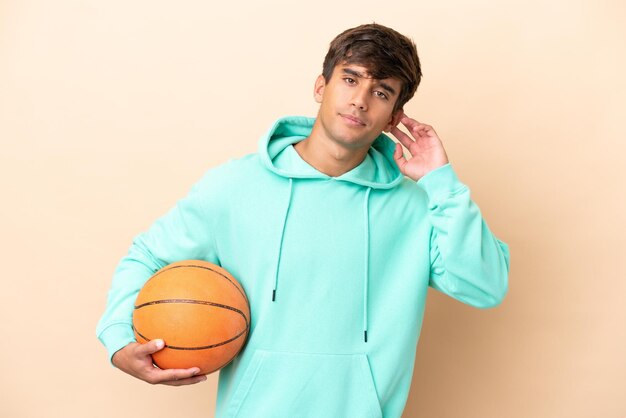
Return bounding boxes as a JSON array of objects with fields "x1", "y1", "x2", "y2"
[{"x1": 391, "y1": 115, "x2": 510, "y2": 307}]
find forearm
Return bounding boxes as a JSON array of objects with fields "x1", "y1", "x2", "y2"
[
  {"x1": 96, "y1": 235, "x2": 165, "y2": 362},
  {"x1": 419, "y1": 164, "x2": 510, "y2": 307}
]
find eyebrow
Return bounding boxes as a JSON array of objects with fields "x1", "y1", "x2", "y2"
[{"x1": 342, "y1": 68, "x2": 397, "y2": 97}]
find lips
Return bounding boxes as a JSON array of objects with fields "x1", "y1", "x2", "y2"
[{"x1": 339, "y1": 113, "x2": 366, "y2": 126}]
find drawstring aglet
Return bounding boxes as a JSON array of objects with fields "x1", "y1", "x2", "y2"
[
  {"x1": 272, "y1": 289, "x2": 276, "y2": 302},
  {"x1": 364, "y1": 330, "x2": 368, "y2": 343}
]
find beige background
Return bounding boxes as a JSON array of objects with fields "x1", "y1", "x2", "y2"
[{"x1": 1, "y1": 0, "x2": 624, "y2": 417}]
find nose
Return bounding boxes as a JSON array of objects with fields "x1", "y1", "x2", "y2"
[{"x1": 350, "y1": 87, "x2": 369, "y2": 111}]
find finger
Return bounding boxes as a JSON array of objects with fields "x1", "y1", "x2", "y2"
[
  {"x1": 136, "y1": 339, "x2": 165, "y2": 356},
  {"x1": 400, "y1": 116, "x2": 429, "y2": 138},
  {"x1": 393, "y1": 143, "x2": 408, "y2": 170},
  {"x1": 161, "y1": 374, "x2": 208, "y2": 386},
  {"x1": 148, "y1": 367, "x2": 203, "y2": 384},
  {"x1": 390, "y1": 126, "x2": 416, "y2": 152},
  {"x1": 400, "y1": 115, "x2": 421, "y2": 131},
  {"x1": 409, "y1": 121, "x2": 436, "y2": 140},
  {"x1": 421, "y1": 124, "x2": 437, "y2": 138}
]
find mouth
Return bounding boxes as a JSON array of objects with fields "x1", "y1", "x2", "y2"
[{"x1": 339, "y1": 113, "x2": 366, "y2": 127}]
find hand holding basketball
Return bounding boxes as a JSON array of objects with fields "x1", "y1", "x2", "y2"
[
  {"x1": 132, "y1": 260, "x2": 250, "y2": 375},
  {"x1": 112, "y1": 339, "x2": 207, "y2": 386}
]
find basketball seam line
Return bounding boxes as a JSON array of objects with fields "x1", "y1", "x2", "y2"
[
  {"x1": 133, "y1": 298, "x2": 250, "y2": 350},
  {"x1": 150, "y1": 264, "x2": 249, "y2": 304},
  {"x1": 134, "y1": 298, "x2": 250, "y2": 330},
  {"x1": 133, "y1": 326, "x2": 248, "y2": 350}
]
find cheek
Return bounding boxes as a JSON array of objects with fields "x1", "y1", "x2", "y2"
[
  {"x1": 330, "y1": 88, "x2": 349, "y2": 105},
  {"x1": 373, "y1": 107, "x2": 394, "y2": 126}
]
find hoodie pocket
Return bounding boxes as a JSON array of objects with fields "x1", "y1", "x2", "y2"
[{"x1": 225, "y1": 349, "x2": 383, "y2": 418}]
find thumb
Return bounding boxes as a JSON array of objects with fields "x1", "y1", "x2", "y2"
[
  {"x1": 393, "y1": 143, "x2": 401, "y2": 159},
  {"x1": 138, "y1": 339, "x2": 165, "y2": 355},
  {"x1": 393, "y1": 143, "x2": 407, "y2": 168}
]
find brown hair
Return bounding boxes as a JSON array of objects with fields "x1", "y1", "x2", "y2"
[{"x1": 322, "y1": 23, "x2": 422, "y2": 112}]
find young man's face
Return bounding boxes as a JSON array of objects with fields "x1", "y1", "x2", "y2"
[{"x1": 314, "y1": 63, "x2": 403, "y2": 151}]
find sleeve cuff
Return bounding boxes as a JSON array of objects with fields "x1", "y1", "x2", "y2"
[
  {"x1": 415, "y1": 163, "x2": 464, "y2": 200},
  {"x1": 97, "y1": 323, "x2": 136, "y2": 366}
]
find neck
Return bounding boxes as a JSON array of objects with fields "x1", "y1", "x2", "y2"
[{"x1": 293, "y1": 122, "x2": 370, "y2": 178}]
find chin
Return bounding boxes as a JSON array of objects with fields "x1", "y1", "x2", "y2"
[
  {"x1": 321, "y1": 119, "x2": 375, "y2": 149},
  {"x1": 331, "y1": 135, "x2": 372, "y2": 150}
]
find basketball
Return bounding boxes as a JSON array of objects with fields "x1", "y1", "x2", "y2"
[{"x1": 132, "y1": 260, "x2": 250, "y2": 375}]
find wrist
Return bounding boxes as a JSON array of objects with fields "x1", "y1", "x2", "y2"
[{"x1": 415, "y1": 163, "x2": 463, "y2": 199}]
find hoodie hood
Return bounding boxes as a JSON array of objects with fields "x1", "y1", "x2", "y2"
[{"x1": 258, "y1": 115, "x2": 404, "y2": 189}]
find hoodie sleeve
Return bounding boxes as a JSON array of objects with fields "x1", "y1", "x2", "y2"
[
  {"x1": 416, "y1": 163, "x2": 510, "y2": 308},
  {"x1": 95, "y1": 169, "x2": 223, "y2": 363}
]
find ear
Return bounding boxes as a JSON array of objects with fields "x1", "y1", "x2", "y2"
[
  {"x1": 383, "y1": 109, "x2": 404, "y2": 132},
  {"x1": 314, "y1": 74, "x2": 326, "y2": 103}
]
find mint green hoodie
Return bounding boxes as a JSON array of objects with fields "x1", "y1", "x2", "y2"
[{"x1": 97, "y1": 116, "x2": 509, "y2": 418}]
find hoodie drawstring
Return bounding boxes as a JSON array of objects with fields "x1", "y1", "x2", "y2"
[
  {"x1": 271, "y1": 177, "x2": 373, "y2": 344},
  {"x1": 272, "y1": 178, "x2": 293, "y2": 302},
  {"x1": 363, "y1": 186, "x2": 372, "y2": 343}
]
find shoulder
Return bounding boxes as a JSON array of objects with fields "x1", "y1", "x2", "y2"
[
  {"x1": 193, "y1": 152, "x2": 273, "y2": 193},
  {"x1": 198, "y1": 153, "x2": 259, "y2": 181}
]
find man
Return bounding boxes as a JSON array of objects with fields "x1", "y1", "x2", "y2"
[{"x1": 97, "y1": 23, "x2": 510, "y2": 417}]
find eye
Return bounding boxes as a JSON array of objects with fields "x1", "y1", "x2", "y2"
[
  {"x1": 374, "y1": 90, "x2": 388, "y2": 100},
  {"x1": 344, "y1": 77, "x2": 356, "y2": 85}
]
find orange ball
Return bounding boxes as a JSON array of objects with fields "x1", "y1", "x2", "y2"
[{"x1": 132, "y1": 260, "x2": 250, "y2": 375}]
